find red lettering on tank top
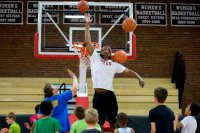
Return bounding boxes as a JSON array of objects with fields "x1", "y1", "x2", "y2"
[{"x1": 101, "y1": 59, "x2": 111, "y2": 66}]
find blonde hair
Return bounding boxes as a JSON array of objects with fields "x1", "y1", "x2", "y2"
[{"x1": 85, "y1": 108, "x2": 98, "y2": 124}]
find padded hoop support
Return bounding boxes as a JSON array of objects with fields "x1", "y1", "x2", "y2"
[
  {"x1": 127, "y1": 33, "x2": 136, "y2": 60},
  {"x1": 34, "y1": 32, "x2": 39, "y2": 58},
  {"x1": 73, "y1": 42, "x2": 99, "y2": 95}
]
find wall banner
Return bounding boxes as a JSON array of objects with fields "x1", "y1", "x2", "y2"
[
  {"x1": 0, "y1": 1, "x2": 23, "y2": 24},
  {"x1": 135, "y1": 3, "x2": 167, "y2": 26},
  {"x1": 171, "y1": 3, "x2": 200, "y2": 26}
]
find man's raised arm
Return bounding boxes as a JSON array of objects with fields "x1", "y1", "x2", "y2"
[{"x1": 84, "y1": 13, "x2": 94, "y2": 56}]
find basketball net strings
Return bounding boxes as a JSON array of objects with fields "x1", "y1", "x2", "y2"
[{"x1": 73, "y1": 48, "x2": 91, "y2": 68}]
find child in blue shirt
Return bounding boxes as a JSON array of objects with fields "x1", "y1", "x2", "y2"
[{"x1": 42, "y1": 69, "x2": 78, "y2": 133}]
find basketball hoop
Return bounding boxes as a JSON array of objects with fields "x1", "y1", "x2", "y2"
[{"x1": 72, "y1": 42, "x2": 99, "y2": 68}]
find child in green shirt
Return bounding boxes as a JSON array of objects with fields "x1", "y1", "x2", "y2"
[
  {"x1": 6, "y1": 112, "x2": 21, "y2": 133},
  {"x1": 34, "y1": 101, "x2": 62, "y2": 133},
  {"x1": 70, "y1": 106, "x2": 101, "y2": 133}
]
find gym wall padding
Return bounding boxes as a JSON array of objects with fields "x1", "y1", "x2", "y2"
[
  {"x1": 0, "y1": 0, "x2": 199, "y2": 120},
  {"x1": 128, "y1": 116, "x2": 200, "y2": 133},
  {"x1": 0, "y1": 115, "x2": 200, "y2": 133},
  {"x1": 0, "y1": 115, "x2": 30, "y2": 133}
]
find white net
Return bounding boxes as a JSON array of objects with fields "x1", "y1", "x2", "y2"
[
  {"x1": 73, "y1": 42, "x2": 98, "y2": 68},
  {"x1": 77, "y1": 51, "x2": 91, "y2": 68}
]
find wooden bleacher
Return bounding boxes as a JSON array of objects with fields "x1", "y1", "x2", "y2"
[
  {"x1": 88, "y1": 78, "x2": 181, "y2": 115},
  {"x1": 0, "y1": 78, "x2": 181, "y2": 115}
]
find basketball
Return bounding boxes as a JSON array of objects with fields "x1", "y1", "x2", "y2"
[
  {"x1": 76, "y1": 0, "x2": 89, "y2": 13},
  {"x1": 0, "y1": 128, "x2": 9, "y2": 133},
  {"x1": 114, "y1": 50, "x2": 127, "y2": 63},
  {"x1": 122, "y1": 18, "x2": 137, "y2": 32}
]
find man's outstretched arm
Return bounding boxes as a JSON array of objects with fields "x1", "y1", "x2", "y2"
[
  {"x1": 122, "y1": 68, "x2": 145, "y2": 88},
  {"x1": 84, "y1": 13, "x2": 94, "y2": 56}
]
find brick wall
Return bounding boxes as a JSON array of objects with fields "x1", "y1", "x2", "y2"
[{"x1": 0, "y1": 0, "x2": 199, "y2": 111}]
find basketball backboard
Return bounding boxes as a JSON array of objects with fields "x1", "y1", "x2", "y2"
[{"x1": 34, "y1": 1, "x2": 136, "y2": 60}]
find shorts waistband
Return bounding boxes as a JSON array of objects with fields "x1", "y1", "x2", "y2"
[{"x1": 95, "y1": 88, "x2": 110, "y2": 93}]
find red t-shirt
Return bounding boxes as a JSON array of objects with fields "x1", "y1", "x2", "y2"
[{"x1": 30, "y1": 114, "x2": 39, "y2": 123}]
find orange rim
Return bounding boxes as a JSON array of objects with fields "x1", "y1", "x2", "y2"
[
  {"x1": 72, "y1": 42, "x2": 99, "y2": 57},
  {"x1": 72, "y1": 42, "x2": 99, "y2": 49}
]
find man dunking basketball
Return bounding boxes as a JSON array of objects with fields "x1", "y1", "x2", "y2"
[{"x1": 84, "y1": 13, "x2": 145, "y2": 133}]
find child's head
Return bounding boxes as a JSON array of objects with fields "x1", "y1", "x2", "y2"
[
  {"x1": 185, "y1": 102, "x2": 200, "y2": 116},
  {"x1": 117, "y1": 112, "x2": 128, "y2": 127},
  {"x1": 40, "y1": 101, "x2": 53, "y2": 116},
  {"x1": 0, "y1": 128, "x2": 9, "y2": 133},
  {"x1": 44, "y1": 83, "x2": 58, "y2": 97},
  {"x1": 74, "y1": 105, "x2": 85, "y2": 120},
  {"x1": 35, "y1": 104, "x2": 40, "y2": 114},
  {"x1": 154, "y1": 87, "x2": 168, "y2": 103},
  {"x1": 6, "y1": 112, "x2": 16, "y2": 124},
  {"x1": 85, "y1": 108, "x2": 98, "y2": 125}
]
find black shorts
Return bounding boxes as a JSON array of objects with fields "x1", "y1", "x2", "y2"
[{"x1": 93, "y1": 90, "x2": 118, "y2": 125}]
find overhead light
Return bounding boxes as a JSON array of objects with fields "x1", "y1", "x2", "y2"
[{"x1": 64, "y1": 15, "x2": 84, "y2": 18}]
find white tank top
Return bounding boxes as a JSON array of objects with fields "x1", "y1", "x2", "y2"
[
  {"x1": 118, "y1": 127, "x2": 132, "y2": 133},
  {"x1": 90, "y1": 51, "x2": 125, "y2": 91}
]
